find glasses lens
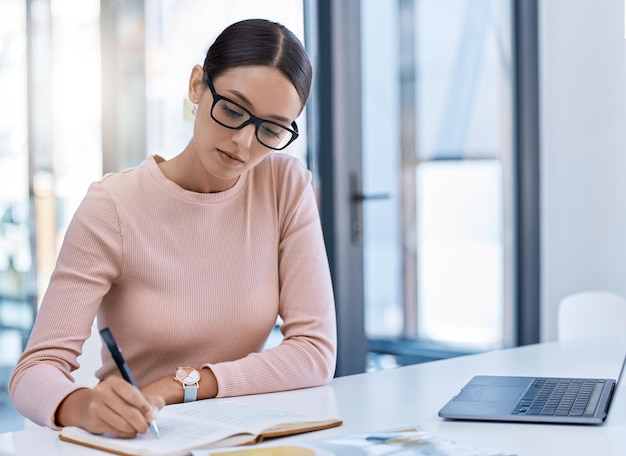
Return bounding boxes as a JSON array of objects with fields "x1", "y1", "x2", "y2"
[
  {"x1": 257, "y1": 121, "x2": 294, "y2": 150},
  {"x1": 212, "y1": 99, "x2": 250, "y2": 128}
]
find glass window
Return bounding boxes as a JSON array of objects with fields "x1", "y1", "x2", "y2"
[
  {"x1": 48, "y1": 0, "x2": 102, "y2": 274},
  {"x1": 362, "y1": 0, "x2": 515, "y2": 358},
  {"x1": 0, "y1": 0, "x2": 31, "y2": 432}
]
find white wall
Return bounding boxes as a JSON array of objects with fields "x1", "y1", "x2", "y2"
[{"x1": 539, "y1": 0, "x2": 626, "y2": 341}]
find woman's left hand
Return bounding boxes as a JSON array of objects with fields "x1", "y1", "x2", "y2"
[{"x1": 141, "y1": 367, "x2": 218, "y2": 404}]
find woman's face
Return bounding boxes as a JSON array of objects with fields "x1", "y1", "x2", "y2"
[{"x1": 188, "y1": 65, "x2": 303, "y2": 192}]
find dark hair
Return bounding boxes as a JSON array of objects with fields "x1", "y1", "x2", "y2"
[{"x1": 202, "y1": 19, "x2": 312, "y2": 108}]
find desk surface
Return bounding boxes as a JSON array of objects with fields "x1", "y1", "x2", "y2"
[{"x1": 2, "y1": 334, "x2": 625, "y2": 455}]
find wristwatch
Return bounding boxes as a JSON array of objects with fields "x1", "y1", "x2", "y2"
[{"x1": 174, "y1": 366, "x2": 201, "y2": 402}]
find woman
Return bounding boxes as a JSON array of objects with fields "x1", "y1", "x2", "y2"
[{"x1": 9, "y1": 18, "x2": 336, "y2": 438}]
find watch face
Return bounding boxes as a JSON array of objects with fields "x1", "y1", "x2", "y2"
[{"x1": 176, "y1": 367, "x2": 200, "y2": 385}]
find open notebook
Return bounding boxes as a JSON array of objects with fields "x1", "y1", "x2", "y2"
[
  {"x1": 439, "y1": 354, "x2": 626, "y2": 425},
  {"x1": 60, "y1": 400, "x2": 342, "y2": 456}
]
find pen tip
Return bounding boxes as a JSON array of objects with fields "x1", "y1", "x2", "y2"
[{"x1": 150, "y1": 422, "x2": 160, "y2": 439}]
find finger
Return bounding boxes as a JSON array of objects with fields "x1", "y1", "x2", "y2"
[
  {"x1": 93, "y1": 378, "x2": 153, "y2": 436},
  {"x1": 113, "y1": 382, "x2": 162, "y2": 432},
  {"x1": 92, "y1": 415, "x2": 138, "y2": 439},
  {"x1": 147, "y1": 395, "x2": 165, "y2": 412},
  {"x1": 145, "y1": 395, "x2": 165, "y2": 423},
  {"x1": 86, "y1": 394, "x2": 140, "y2": 438},
  {"x1": 107, "y1": 382, "x2": 166, "y2": 437},
  {"x1": 113, "y1": 382, "x2": 157, "y2": 435}
]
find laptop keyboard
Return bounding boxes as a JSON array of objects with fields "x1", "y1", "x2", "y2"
[{"x1": 512, "y1": 378, "x2": 606, "y2": 417}]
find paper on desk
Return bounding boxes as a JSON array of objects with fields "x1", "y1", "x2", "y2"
[
  {"x1": 194, "y1": 428, "x2": 516, "y2": 456},
  {"x1": 193, "y1": 445, "x2": 329, "y2": 456}
]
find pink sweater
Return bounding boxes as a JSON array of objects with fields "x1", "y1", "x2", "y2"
[{"x1": 9, "y1": 154, "x2": 337, "y2": 428}]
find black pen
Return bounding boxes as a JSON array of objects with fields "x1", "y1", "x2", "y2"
[{"x1": 100, "y1": 327, "x2": 160, "y2": 438}]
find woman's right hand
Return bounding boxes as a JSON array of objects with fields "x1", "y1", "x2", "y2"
[{"x1": 55, "y1": 376, "x2": 164, "y2": 438}]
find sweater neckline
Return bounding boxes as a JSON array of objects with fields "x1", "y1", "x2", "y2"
[{"x1": 144, "y1": 154, "x2": 247, "y2": 203}]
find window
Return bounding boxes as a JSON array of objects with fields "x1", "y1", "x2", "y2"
[
  {"x1": 361, "y1": 0, "x2": 516, "y2": 366},
  {"x1": 0, "y1": 0, "x2": 33, "y2": 432}
]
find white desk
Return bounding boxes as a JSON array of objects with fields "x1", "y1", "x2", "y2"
[{"x1": 2, "y1": 334, "x2": 625, "y2": 455}]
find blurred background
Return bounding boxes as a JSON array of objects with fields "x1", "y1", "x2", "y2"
[{"x1": 1, "y1": 0, "x2": 625, "y2": 432}]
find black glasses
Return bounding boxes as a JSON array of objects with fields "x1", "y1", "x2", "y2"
[{"x1": 204, "y1": 75, "x2": 299, "y2": 151}]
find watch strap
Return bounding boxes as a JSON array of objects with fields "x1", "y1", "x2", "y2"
[
  {"x1": 182, "y1": 383, "x2": 198, "y2": 402},
  {"x1": 175, "y1": 367, "x2": 200, "y2": 402}
]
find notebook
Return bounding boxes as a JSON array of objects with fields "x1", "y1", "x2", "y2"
[{"x1": 438, "y1": 354, "x2": 626, "y2": 425}]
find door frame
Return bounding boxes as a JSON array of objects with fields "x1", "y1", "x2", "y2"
[{"x1": 310, "y1": 0, "x2": 367, "y2": 376}]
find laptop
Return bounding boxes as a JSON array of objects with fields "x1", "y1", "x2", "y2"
[{"x1": 438, "y1": 354, "x2": 626, "y2": 425}]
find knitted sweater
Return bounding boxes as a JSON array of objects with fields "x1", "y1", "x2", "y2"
[{"x1": 9, "y1": 154, "x2": 337, "y2": 428}]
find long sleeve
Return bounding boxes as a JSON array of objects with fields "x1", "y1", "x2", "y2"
[{"x1": 9, "y1": 183, "x2": 123, "y2": 427}]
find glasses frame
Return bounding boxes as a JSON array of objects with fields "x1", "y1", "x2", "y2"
[{"x1": 204, "y1": 74, "x2": 299, "y2": 151}]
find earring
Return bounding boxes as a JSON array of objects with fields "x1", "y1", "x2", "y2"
[{"x1": 191, "y1": 104, "x2": 198, "y2": 116}]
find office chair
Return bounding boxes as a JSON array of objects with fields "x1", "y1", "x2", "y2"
[{"x1": 558, "y1": 291, "x2": 626, "y2": 341}]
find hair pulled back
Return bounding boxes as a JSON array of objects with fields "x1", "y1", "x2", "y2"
[{"x1": 203, "y1": 19, "x2": 312, "y2": 109}]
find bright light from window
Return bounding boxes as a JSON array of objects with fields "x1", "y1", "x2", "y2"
[{"x1": 50, "y1": 0, "x2": 102, "y2": 225}]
